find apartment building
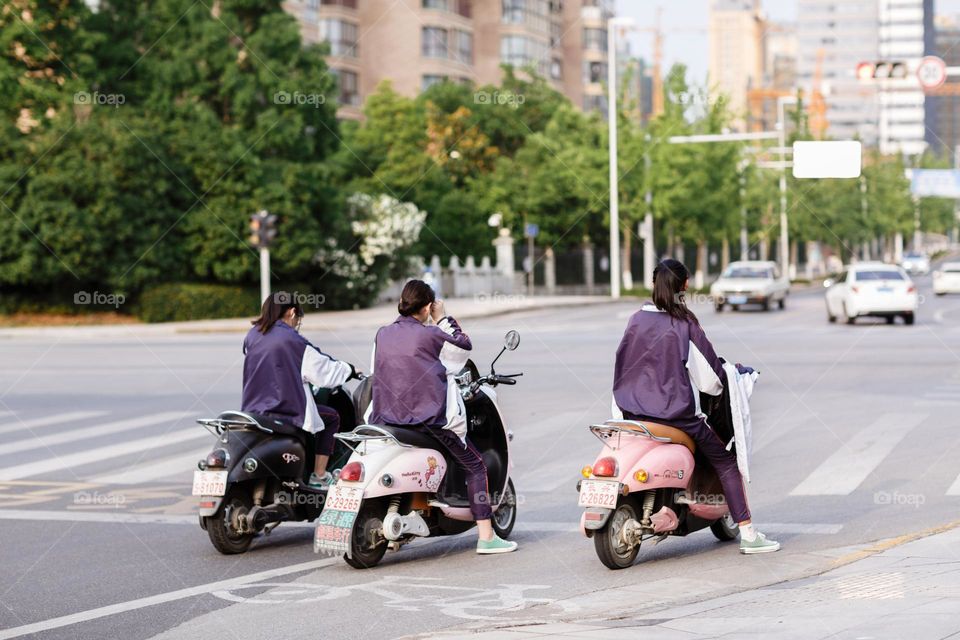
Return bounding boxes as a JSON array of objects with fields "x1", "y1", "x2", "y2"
[
  {"x1": 708, "y1": 0, "x2": 766, "y2": 130},
  {"x1": 283, "y1": 0, "x2": 615, "y2": 119}
]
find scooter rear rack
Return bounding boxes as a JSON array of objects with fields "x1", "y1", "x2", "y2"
[
  {"x1": 197, "y1": 411, "x2": 275, "y2": 438},
  {"x1": 334, "y1": 424, "x2": 414, "y2": 454},
  {"x1": 589, "y1": 420, "x2": 672, "y2": 450}
]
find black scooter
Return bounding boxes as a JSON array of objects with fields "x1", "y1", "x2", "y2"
[{"x1": 194, "y1": 384, "x2": 362, "y2": 554}]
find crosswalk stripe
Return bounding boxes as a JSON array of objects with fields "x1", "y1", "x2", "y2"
[
  {"x1": 790, "y1": 413, "x2": 928, "y2": 496},
  {"x1": 947, "y1": 474, "x2": 960, "y2": 496},
  {"x1": 0, "y1": 412, "x2": 190, "y2": 456},
  {"x1": 89, "y1": 447, "x2": 210, "y2": 485},
  {"x1": 0, "y1": 411, "x2": 109, "y2": 437},
  {"x1": 0, "y1": 427, "x2": 209, "y2": 481}
]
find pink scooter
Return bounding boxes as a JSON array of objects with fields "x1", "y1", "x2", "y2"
[{"x1": 577, "y1": 420, "x2": 738, "y2": 569}]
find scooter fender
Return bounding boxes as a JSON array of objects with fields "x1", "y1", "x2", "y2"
[
  {"x1": 197, "y1": 497, "x2": 223, "y2": 519},
  {"x1": 342, "y1": 441, "x2": 449, "y2": 499},
  {"x1": 621, "y1": 443, "x2": 695, "y2": 494}
]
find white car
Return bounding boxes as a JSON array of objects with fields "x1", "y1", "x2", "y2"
[
  {"x1": 710, "y1": 261, "x2": 790, "y2": 312},
  {"x1": 933, "y1": 262, "x2": 960, "y2": 295},
  {"x1": 825, "y1": 263, "x2": 918, "y2": 325},
  {"x1": 901, "y1": 251, "x2": 930, "y2": 275}
]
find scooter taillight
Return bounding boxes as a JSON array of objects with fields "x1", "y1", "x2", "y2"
[
  {"x1": 205, "y1": 449, "x2": 228, "y2": 468},
  {"x1": 592, "y1": 456, "x2": 618, "y2": 478},
  {"x1": 340, "y1": 461, "x2": 364, "y2": 482}
]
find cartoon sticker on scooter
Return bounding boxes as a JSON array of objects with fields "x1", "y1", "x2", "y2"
[{"x1": 424, "y1": 456, "x2": 440, "y2": 491}]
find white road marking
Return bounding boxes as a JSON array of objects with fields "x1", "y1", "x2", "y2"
[
  {"x1": 0, "y1": 427, "x2": 209, "y2": 481},
  {"x1": 0, "y1": 412, "x2": 190, "y2": 456},
  {"x1": 0, "y1": 555, "x2": 340, "y2": 640},
  {"x1": 946, "y1": 474, "x2": 960, "y2": 496},
  {"x1": 89, "y1": 446, "x2": 210, "y2": 484},
  {"x1": 514, "y1": 521, "x2": 843, "y2": 534},
  {"x1": 790, "y1": 413, "x2": 927, "y2": 496},
  {"x1": 0, "y1": 410, "x2": 109, "y2": 437},
  {"x1": 0, "y1": 508, "x2": 315, "y2": 528}
]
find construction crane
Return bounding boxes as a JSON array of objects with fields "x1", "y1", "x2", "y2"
[{"x1": 808, "y1": 48, "x2": 828, "y2": 138}]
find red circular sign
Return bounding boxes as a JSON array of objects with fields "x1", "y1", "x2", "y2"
[{"x1": 917, "y1": 56, "x2": 947, "y2": 89}]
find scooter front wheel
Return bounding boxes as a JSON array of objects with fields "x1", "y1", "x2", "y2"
[
  {"x1": 207, "y1": 487, "x2": 255, "y2": 555},
  {"x1": 594, "y1": 502, "x2": 640, "y2": 570},
  {"x1": 344, "y1": 502, "x2": 388, "y2": 569},
  {"x1": 492, "y1": 478, "x2": 517, "y2": 539}
]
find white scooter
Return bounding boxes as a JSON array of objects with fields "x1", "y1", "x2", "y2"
[{"x1": 314, "y1": 331, "x2": 522, "y2": 568}]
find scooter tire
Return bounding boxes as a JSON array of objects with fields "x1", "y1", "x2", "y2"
[
  {"x1": 594, "y1": 503, "x2": 640, "y2": 570},
  {"x1": 710, "y1": 514, "x2": 739, "y2": 542},
  {"x1": 344, "y1": 503, "x2": 388, "y2": 569},
  {"x1": 207, "y1": 487, "x2": 255, "y2": 555},
  {"x1": 492, "y1": 479, "x2": 517, "y2": 539}
]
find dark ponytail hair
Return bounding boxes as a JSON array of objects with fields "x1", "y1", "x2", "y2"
[
  {"x1": 398, "y1": 279, "x2": 436, "y2": 317},
  {"x1": 252, "y1": 292, "x2": 303, "y2": 334},
  {"x1": 652, "y1": 259, "x2": 698, "y2": 323}
]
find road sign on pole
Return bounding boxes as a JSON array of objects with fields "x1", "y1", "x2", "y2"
[
  {"x1": 909, "y1": 169, "x2": 960, "y2": 198},
  {"x1": 917, "y1": 56, "x2": 948, "y2": 90}
]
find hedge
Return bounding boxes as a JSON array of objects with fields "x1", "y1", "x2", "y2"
[{"x1": 137, "y1": 283, "x2": 261, "y2": 323}]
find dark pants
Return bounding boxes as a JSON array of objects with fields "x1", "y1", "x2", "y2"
[
  {"x1": 313, "y1": 404, "x2": 341, "y2": 456},
  {"x1": 626, "y1": 413, "x2": 751, "y2": 523},
  {"x1": 413, "y1": 426, "x2": 493, "y2": 521}
]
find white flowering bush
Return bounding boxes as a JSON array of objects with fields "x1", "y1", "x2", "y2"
[{"x1": 314, "y1": 193, "x2": 426, "y2": 307}]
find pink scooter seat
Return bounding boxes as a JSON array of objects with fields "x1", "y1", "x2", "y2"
[{"x1": 607, "y1": 420, "x2": 696, "y2": 455}]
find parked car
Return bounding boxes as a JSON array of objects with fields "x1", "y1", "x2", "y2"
[
  {"x1": 933, "y1": 262, "x2": 960, "y2": 296},
  {"x1": 710, "y1": 261, "x2": 790, "y2": 312},
  {"x1": 824, "y1": 263, "x2": 918, "y2": 325},
  {"x1": 901, "y1": 251, "x2": 931, "y2": 275}
]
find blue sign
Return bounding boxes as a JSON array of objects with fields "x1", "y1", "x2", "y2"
[
  {"x1": 910, "y1": 169, "x2": 960, "y2": 198},
  {"x1": 524, "y1": 223, "x2": 539, "y2": 238}
]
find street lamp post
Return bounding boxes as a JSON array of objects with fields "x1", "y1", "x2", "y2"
[
  {"x1": 607, "y1": 16, "x2": 635, "y2": 299},
  {"x1": 777, "y1": 96, "x2": 797, "y2": 280}
]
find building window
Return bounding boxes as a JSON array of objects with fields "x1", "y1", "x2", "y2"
[
  {"x1": 500, "y1": 35, "x2": 549, "y2": 74},
  {"x1": 321, "y1": 0, "x2": 357, "y2": 7},
  {"x1": 584, "y1": 60, "x2": 606, "y2": 84},
  {"x1": 583, "y1": 27, "x2": 607, "y2": 51},
  {"x1": 550, "y1": 57, "x2": 562, "y2": 80},
  {"x1": 423, "y1": 0, "x2": 471, "y2": 17},
  {"x1": 423, "y1": 0, "x2": 448, "y2": 9},
  {"x1": 422, "y1": 74, "x2": 448, "y2": 90},
  {"x1": 319, "y1": 19, "x2": 359, "y2": 57},
  {"x1": 422, "y1": 27, "x2": 449, "y2": 58},
  {"x1": 502, "y1": 0, "x2": 550, "y2": 32},
  {"x1": 332, "y1": 69, "x2": 360, "y2": 106},
  {"x1": 453, "y1": 29, "x2": 473, "y2": 64}
]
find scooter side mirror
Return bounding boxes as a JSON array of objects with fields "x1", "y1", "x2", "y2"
[{"x1": 504, "y1": 330, "x2": 520, "y2": 351}]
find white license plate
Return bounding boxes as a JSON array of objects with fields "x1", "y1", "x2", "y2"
[
  {"x1": 728, "y1": 295, "x2": 748, "y2": 305},
  {"x1": 192, "y1": 470, "x2": 228, "y2": 496},
  {"x1": 578, "y1": 479, "x2": 620, "y2": 509},
  {"x1": 325, "y1": 483, "x2": 364, "y2": 514}
]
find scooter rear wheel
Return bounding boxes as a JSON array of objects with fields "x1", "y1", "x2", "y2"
[
  {"x1": 710, "y1": 514, "x2": 739, "y2": 541},
  {"x1": 344, "y1": 503, "x2": 388, "y2": 569},
  {"x1": 594, "y1": 503, "x2": 640, "y2": 570},
  {"x1": 207, "y1": 487, "x2": 255, "y2": 555}
]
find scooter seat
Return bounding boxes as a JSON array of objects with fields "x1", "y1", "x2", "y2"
[
  {"x1": 376, "y1": 424, "x2": 441, "y2": 450},
  {"x1": 609, "y1": 420, "x2": 696, "y2": 455}
]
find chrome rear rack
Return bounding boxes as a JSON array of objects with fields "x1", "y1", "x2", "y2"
[
  {"x1": 197, "y1": 411, "x2": 274, "y2": 437},
  {"x1": 334, "y1": 424, "x2": 413, "y2": 454},
  {"x1": 588, "y1": 420, "x2": 672, "y2": 450}
]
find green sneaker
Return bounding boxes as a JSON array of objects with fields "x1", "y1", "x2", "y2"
[
  {"x1": 308, "y1": 472, "x2": 333, "y2": 488},
  {"x1": 740, "y1": 531, "x2": 781, "y2": 554},
  {"x1": 477, "y1": 535, "x2": 518, "y2": 555}
]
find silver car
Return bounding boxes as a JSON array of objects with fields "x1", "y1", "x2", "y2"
[{"x1": 710, "y1": 261, "x2": 791, "y2": 312}]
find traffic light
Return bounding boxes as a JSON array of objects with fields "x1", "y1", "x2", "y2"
[
  {"x1": 856, "y1": 61, "x2": 909, "y2": 81},
  {"x1": 249, "y1": 210, "x2": 277, "y2": 249}
]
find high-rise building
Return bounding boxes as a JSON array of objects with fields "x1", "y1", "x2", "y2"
[
  {"x1": 708, "y1": 0, "x2": 765, "y2": 131},
  {"x1": 797, "y1": 0, "x2": 931, "y2": 155},
  {"x1": 282, "y1": 0, "x2": 613, "y2": 119},
  {"x1": 926, "y1": 14, "x2": 960, "y2": 156},
  {"x1": 615, "y1": 41, "x2": 654, "y2": 125}
]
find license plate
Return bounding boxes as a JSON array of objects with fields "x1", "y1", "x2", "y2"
[
  {"x1": 878, "y1": 287, "x2": 893, "y2": 293},
  {"x1": 192, "y1": 470, "x2": 228, "y2": 496},
  {"x1": 728, "y1": 295, "x2": 747, "y2": 305},
  {"x1": 314, "y1": 483, "x2": 365, "y2": 556},
  {"x1": 578, "y1": 479, "x2": 620, "y2": 509},
  {"x1": 325, "y1": 483, "x2": 364, "y2": 514}
]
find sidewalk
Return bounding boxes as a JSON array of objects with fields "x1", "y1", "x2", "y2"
[
  {"x1": 421, "y1": 522, "x2": 960, "y2": 640},
  {"x1": 0, "y1": 295, "x2": 612, "y2": 340}
]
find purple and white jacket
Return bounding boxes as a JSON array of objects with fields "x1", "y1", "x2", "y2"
[
  {"x1": 367, "y1": 315, "x2": 472, "y2": 436},
  {"x1": 241, "y1": 322, "x2": 353, "y2": 433},
  {"x1": 612, "y1": 303, "x2": 724, "y2": 430}
]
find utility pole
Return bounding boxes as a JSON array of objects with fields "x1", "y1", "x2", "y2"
[
  {"x1": 249, "y1": 210, "x2": 277, "y2": 303},
  {"x1": 739, "y1": 159, "x2": 748, "y2": 261},
  {"x1": 777, "y1": 96, "x2": 797, "y2": 280},
  {"x1": 643, "y1": 137, "x2": 655, "y2": 290}
]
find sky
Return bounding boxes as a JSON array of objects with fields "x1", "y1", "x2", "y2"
[{"x1": 615, "y1": 0, "x2": 960, "y2": 88}]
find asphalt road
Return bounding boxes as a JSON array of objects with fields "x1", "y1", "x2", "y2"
[{"x1": 2, "y1": 275, "x2": 960, "y2": 639}]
